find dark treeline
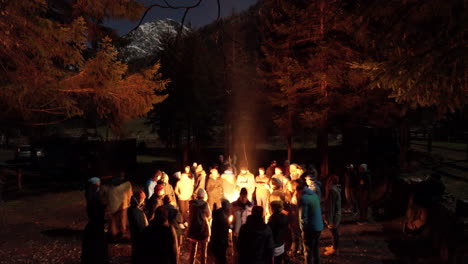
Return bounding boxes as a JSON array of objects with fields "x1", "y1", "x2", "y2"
[{"x1": 132, "y1": 0, "x2": 466, "y2": 174}]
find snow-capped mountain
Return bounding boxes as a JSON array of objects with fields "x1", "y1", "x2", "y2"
[{"x1": 118, "y1": 19, "x2": 190, "y2": 62}]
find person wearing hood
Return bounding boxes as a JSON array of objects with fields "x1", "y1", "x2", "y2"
[
  {"x1": 85, "y1": 177, "x2": 105, "y2": 222},
  {"x1": 82, "y1": 177, "x2": 108, "y2": 264},
  {"x1": 237, "y1": 206, "x2": 274, "y2": 264},
  {"x1": 296, "y1": 180, "x2": 323, "y2": 264},
  {"x1": 323, "y1": 175, "x2": 341, "y2": 256},
  {"x1": 187, "y1": 188, "x2": 211, "y2": 264}
]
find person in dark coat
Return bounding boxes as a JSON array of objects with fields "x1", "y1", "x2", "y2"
[
  {"x1": 127, "y1": 191, "x2": 148, "y2": 263},
  {"x1": 139, "y1": 206, "x2": 178, "y2": 264},
  {"x1": 81, "y1": 219, "x2": 108, "y2": 264},
  {"x1": 162, "y1": 194, "x2": 184, "y2": 249},
  {"x1": 268, "y1": 201, "x2": 289, "y2": 264},
  {"x1": 85, "y1": 177, "x2": 104, "y2": 222},
  {"x1": 206, "y1": 168, "x2": 224, "y2": 211},
  {"x1": 82, "y1": 177, "x2": 108, "y2": 264},
  {"x1": 266, "y1": 160, "x2": 277, "y2": 178},
  {"x1": 296, "y1": 180, "x2": 323, "y2": 264},
  {"x1": 323, "y1": 175, "x2": 341, "y2": 256},
  {"x1": 187, "y1": 188, "x2": 211, "y2": 264},
  {"x1": 209, "y1": 198, "x2": 232, "y2": 264},
  {"x1": 237, "y1": 206, "x2": 274, "y2": 264},
  {"x1": 356, "y1": 164, "x2": 372, "y2": 223},
  {"x1": 146, "y1": 183, "x2": 165, "y2": 221}
]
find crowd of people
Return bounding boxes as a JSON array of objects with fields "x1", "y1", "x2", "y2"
[{"x1": 82, "y1": 155, "x2": 373, "y2": 264}]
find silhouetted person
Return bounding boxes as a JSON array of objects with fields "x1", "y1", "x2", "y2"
[
  {"x1": 187, "y1": 188, "x2": 211, "y2": 264},
  {"x1": 356, "y1": 164, "x2": 371, "y2": 223},
  {"x1": 268, "y1": 201, "x2": 289, "y2": 264},
  {"x1": 81, "y1": 219, "x2": 108, "y2": 264},
  {"x1": 296, "y1": 180, "x2": 323, "y2": 264},
  {"x1": 237, "y1": 206, "x2": 274, "y2": 264},
  {"x1": 209, "y1": 199, "x2": 232, "y2": 264},
  {"x1": 139, "y1": 207, "x2": 178, "y2": 264},
  {"x1": 324, "y1": 175, "x2": 341, "y2": 256},
  {"x1": 127, "y1": 191, "x2": 148, "y2": 263},
  {"x1": 266, "y1": 160, "x2": 277, "y2": 178},
  {"x1": 82, "y1": 178, "x2": 107, "y2": 264}
]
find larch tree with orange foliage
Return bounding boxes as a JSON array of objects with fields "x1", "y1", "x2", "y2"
[{"x1": 0, "y1": 0, "x2": 168, "y2": 131}]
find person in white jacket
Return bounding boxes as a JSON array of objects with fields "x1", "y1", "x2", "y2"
[{"x1": 175, "y1": 168, "x2": 194, "y2": 224}]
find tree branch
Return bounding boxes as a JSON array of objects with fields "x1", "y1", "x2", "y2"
[{"x1": 130, "y1": 0, "x2": 203, "y2": 33}]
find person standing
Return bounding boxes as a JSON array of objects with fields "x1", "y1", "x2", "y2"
[
  {"x1": 175, "y1": 171, "x2": 194, "y2": 224},
  {"x1": 324, "y1": 175, "x2": 341, "y2": 256},
  {"x1": 266, "y1": 160, "x2": 277, "y2": 178},
  {"x1": 206, "y1": 168, "x2": 224, "y2": 211},
  {"x1": 139, "y1": 207, "x2": 178, "y2": 264},
  {"x1": 127, "y1": 191, "x2": 148, "y2": 263},
  {"x1": 221, "y1": 166, "x2": 237, "y2": 202},
  {"x1": 146, "y1": 183, "x2": 165, "y2": 221},
  {"x1": 82, "y1": 177, "x2": 107, "y2": 264},
  {"x1": 236, "y1": 166, "x2": 255, "y2": 202},
  {"x1": 161, "y1": 172, "x2": 177, "y2": 208},
  {"x1": 271, "y1": 167, "x2": 293, "y2": 202},
  {"x1": 255, "y1": 167, "x2": 271, "y2": 215},
  {"x1": 356, "y1": 164, "x2": 372, "y2": 224},
  {"x1": 193, "y1": 164, "x2": 207, "y2": 199},
  {"x1": 187, "y1": 188, "x2": 211, "y2": 264},
  {"x1": 232, "y1": 188, "x2": 253, "y2": 241},
  {"x1": 209, "y1": 199, "x2": 232, "y2": 264},
  {"x1": 237, "y1": 206, "x2": 274, "y2": 264},
  {"x1": 85, "y1": 177, "x2": 104, "y2": 222},
  {"x1": 145, "y1": 170, "x2": 161, "y2": 199},
  {"x1": 103, "y1": 174, "x2": 133, "y2": 240},
  {"x1": 296, "y1": 180, "x2": 323, "y2": 264},
  {"x1": 344, "y1": 164, "x2": 358, "y2": 214},
  {"x1": 268, "y1": 201, "x2": 289, "y2": 264}
]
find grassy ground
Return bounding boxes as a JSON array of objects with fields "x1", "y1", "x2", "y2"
[
  {"x1": 0, "y1": 190, "x2": 400, "y2": 264},
  {"x1": 412, "y1": 140, "x2": 467, "y2": 151}
]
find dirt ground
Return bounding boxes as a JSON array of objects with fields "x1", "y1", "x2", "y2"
[{"x1": 0, "y1": 190, "x2": 405, "y2": 264}]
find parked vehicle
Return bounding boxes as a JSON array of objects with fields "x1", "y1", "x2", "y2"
[{"x1": 15, "y1": 145, "x2": 45, "y2": 161}]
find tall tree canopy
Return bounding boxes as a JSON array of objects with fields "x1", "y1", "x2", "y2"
[{"x1": 353, "y1": 0, "x2": 467, "y2": 115}]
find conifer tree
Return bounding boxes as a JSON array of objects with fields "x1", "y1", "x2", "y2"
[{"x1": 0, "y1": 0, "x2": 168, "y2": 130}]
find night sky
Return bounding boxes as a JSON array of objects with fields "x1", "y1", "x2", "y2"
[{"x1": 104, "y1": 0, "x2": 258, "y2": 36}]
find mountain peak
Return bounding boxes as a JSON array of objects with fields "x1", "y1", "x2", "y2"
[{"x1": 118, "y1": 19, "x2": 190, "y2": 62}]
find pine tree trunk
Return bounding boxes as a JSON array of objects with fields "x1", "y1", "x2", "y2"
[
  {"x1": 399, "y1": 121, "x2": 410, "y2": 170},
  {"x1": 427, "y1": 125, "x2": 432, "y2": 153},
  {"x1": 317, "y1": 118, "x2": 328, "y2": 179},
  {"x1": 287, "y1": 134, "x2": 292, "y2": 161}
]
